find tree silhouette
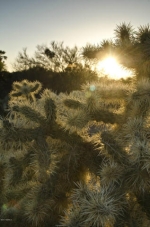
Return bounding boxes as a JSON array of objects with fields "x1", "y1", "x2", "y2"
[
  {"x1": 13, "y1": 42, "x2": 83, "y2": 72},
  {"x1": 0, "y1": 50, "x2": 7, "y2": 71}
]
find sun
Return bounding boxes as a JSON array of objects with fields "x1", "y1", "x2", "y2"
[{"x1": 96, "y1": 56, "x2": 133, "y2": 79}]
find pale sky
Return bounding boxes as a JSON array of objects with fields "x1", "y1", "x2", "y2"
[{"x1": 1, "y1": 0, "x2": 150, "y2": 71}]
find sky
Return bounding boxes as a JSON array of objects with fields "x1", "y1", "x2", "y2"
[{"x1": 1, "y1": 0, "x2": 150, "y2": 71}]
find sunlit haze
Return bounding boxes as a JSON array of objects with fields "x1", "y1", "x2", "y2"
[
  {"x1": 1, "y1": 0, "x2": 150, "y2": 71},
  {"x1": 96, "y1": 57, "x2": 134, "y2": 79}
]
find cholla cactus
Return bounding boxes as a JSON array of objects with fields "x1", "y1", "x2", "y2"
[
  {"x1": 1, "y1": 77, "x2": 150, "y2": 227},
  {"x1": 10, "y1": 79, "x2": 42, "y2": 101},
  {"x1": 83, "y1": 23, "x2": 150, "y2": 78}
]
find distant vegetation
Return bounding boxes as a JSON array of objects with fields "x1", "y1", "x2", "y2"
[
  {"x1": 0, "y1": 22, "x2": 150, "y2": 112},
  {"x1": 1, "y1": 22, "x2": 150, "y2": 116},
  {"x1": 0, "y1": 50, "x2": 7, "y2": 72}
]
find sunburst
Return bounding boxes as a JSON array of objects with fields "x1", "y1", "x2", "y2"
[{"x1": 96, "y1": 56, "x2": 133, "y2": 79}]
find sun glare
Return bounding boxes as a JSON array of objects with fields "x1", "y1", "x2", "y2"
[{"x1": 96, "y1": 56, "x2": 133, "y2": 79}]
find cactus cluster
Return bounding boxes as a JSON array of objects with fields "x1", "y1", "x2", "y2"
[{"x1": 0, "y1": 77, "x2": 150, "y2": 227}]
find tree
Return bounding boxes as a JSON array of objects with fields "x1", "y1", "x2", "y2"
[
  {"x1": 13, "y1": 42, "x2": 84, "y2": 72},
  {"x1": 0, "y1": 50, "x2": 7, "y2": 71}
]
